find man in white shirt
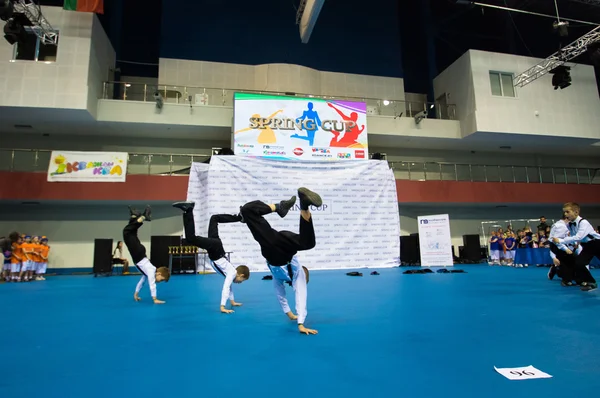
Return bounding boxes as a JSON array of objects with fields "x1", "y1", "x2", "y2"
[
  {"x1": 548, "y1": 216, "x2": 580, "y2": 286},
  {"x1": 123, "y1": 206, "x2": 171, "y2": 303},
  {"x1": 172, "y1": 201, "x2": 250, "y2": 313},
  {"x1": 240, "y1": 187, "x2": 321, "y2": 336},
  {"x1": 552, "y1": 202, "x2": 600, "y2": 291}
]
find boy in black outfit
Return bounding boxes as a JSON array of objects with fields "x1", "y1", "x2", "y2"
[
  {"x1": 172, "y1": 201, "x2": 250, "y2": 313},
  {"x1": 123, "y1": 206, "x2": 170, "y2": 304},
  {"x1": 240, "y1": 187, "x2": 321, "y2": 335}
]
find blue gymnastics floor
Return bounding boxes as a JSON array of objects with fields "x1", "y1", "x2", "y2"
[{"x1": 1, "y1": 265, "x2": 600, "y2": 398}]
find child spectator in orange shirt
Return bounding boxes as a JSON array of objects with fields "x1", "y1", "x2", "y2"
[
  {"x1": 20, "y1": 235, "x2": 35, "y2": 282},
  {"x1": 11, "y1": 236, "x2": 24, "y2": 282},
  {"x1": 38, "y1": 237, "x2": 50, "y2": 280}
]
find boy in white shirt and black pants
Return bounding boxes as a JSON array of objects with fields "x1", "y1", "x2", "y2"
[
  {"x1": 123, "y1": 206, "x2": 171, "y2": 303},
  {"x1": 172, "y1": 201, "x2": 250, "y2": 313},
  {"x1": 552, "y1": 202, "x2": 600, "y2": 291},
  {"x1": 548, "y1": 215, "x2": 580, "y2": 286},
  {"x1": 240, "y1": 187, "x2": 321, "y2": 336}
]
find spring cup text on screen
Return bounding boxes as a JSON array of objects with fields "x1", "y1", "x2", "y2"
[{"x1": 248, "y1": 117, "x2": 357, "y2": 133}]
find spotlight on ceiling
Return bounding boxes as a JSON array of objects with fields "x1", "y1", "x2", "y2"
[
  {"x1": 549, "y1": 65, "x2": 571, "y2": 90},
  {"x1": 553, "y1": 21, "x2": 569, "y2": 38},
  {"x1": 587, "y1": 41, "x2": 600, "y2": 67},
  {"x1": 0, "y1": 0, "x2": 14, "y2": 21}
]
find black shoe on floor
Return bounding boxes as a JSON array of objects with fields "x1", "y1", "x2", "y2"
[
  {"x1": 580, "y1": 282, "x2": 598, "y2": 292},
  {"x1": 276, "y1": 196, "x2": 296, "y2": 218},
  {"x1": 173, "y1": 201, "x2": 195, "y2": 213},
  {"x1": 143, "y1": 205, "x2": 152, "y2": 222},
  {"x1": 548, "y1": 265, "x2": 557, "y2": 280},
  {"x1": 298, "y1": 187, "x2": 322, "y2": 210}
]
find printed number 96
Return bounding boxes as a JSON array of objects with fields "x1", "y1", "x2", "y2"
[{"x1": 510, "y1": 371, "x2": 535, "y2": 376}]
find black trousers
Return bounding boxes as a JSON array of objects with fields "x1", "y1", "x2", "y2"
[
  {"x1": 123, "y1": 219, "x2": 147, "y2": 265},
  {"x1": 183, "y1": 210, "x2": 240, "y2": 262},
  {"x1": 549, "y1": 243, "x2": 575, "y2": 282},
  {"x1": 575, "y1": 240, "x2": 600, "y2": 284},
  {"x1": 240, "y1": 200, "x2": 315, "y2": 266}
]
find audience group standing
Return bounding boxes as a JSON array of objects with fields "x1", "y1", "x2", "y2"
[{"x1": 0, "y1": 232, "x2": 50, "y2": 282}]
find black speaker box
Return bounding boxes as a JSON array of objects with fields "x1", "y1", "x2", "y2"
[
  {"x1": 462, "y1": 234, "x2": 482, "y2": 262},
  {"x1": 400, "y1": 235, "x2": 420, "y2": 264},
  {"x1": 93, "y1": 238, "x2": 113, "y2": 275}
]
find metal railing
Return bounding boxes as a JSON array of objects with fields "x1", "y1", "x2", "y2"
[
  {"x1": 1, "y1": 149, "x2": 599, "y2": 184},
  {"x1": 101, "y1": 81, "x2": 458, "y2": 121},
  {"x1": 388, "y1": 161, "x2": 600, "y2": 184},
  {"x1": 0, "y1": 149, "x2": 211, "y2": 176}
]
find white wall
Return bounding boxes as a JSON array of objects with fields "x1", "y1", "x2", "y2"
[
  {"x1": 434, "y1": 49, "x2": 600, "y2": 140},
  {"x1": 0, "y1": 203, "x2": 184, "y2": 270},
  {"x1": 437, "y1": 49, "x2": 600, "y2": 140},
  {"x1": 0, "y1": 7, "x2": 94, "y2": 109},
  {"x1": 87, "y1": 15, "x2": 116, "y2": 118},
  {"x1": 433, "y1": 51, "x2": 478, "y2": 138},
  {"x1": 96, "y1": 99, "x2": 234, "y2": 128},
  {"x1": 157, "y1": 58, "x2": 406, "y2": 116},
  {"x1": 471, "y1": 50, "x2": 600, "y2": 140},
  {"x1": 95, "y1": 99, "x2": 462, "y2": 141}
]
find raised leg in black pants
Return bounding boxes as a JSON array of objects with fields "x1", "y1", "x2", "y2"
[
  {"x1": 182, "y1": 210, "x2": 241, "y2": 260},
  {"x1": 123, "y1": 218, "x2": 147, "y2": 265},
  {"x1": 240, "y1": 200, "x2": 316, "y2": 266}
]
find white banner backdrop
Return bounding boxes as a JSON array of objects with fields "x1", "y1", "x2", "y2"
[
  {"x1": 417, "y1": 214, "x2": 454, "y2": 267},
  {"x1": 185, "y1": 162, "x2": 213, "y2": 272},
  {"x1": 47, "y1": 151, "x2": 128, "y2": 182},
  {"x1": 186, "y1": 156, "x2": 400, "y2": 272}
]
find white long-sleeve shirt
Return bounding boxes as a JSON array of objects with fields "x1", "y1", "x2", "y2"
[
  {"x1": 211, "y1": 257, "x2": 236, "y2": 306},
  {"x1": 268, "y1": 256, "x2": 308, "y2": 325},
  {"x1": 559, "y1": 216, "x2": 600, "y2": 246},
  {"x1": 549, "y1": 220, "x2": 571, "y2": 259},
  {"x1": 549, "y1": 219, "x2": 581, "y2": 259},
  {"x1": 135, "y1": 257, "x2": 157, "y2": 298}
]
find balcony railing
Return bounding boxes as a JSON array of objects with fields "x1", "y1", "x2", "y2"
[
  {"x1": 388, "y1": 161, "x2": 600, "y2": 184},
  {"x1": 101, "y1": 81, "x2": 457, "y2": 121},
  {"x1": 1, "y1": 149, "x2": 599, "y2": 184}
]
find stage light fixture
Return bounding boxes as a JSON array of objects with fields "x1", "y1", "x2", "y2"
[
  {"x1": 553, "y1": 21, "x2": 569, "y2": 37},
  {"x1": 0, "y1": 0, "x2": 14, "y2": 21},
  {"x1": 549, "y1": 65, "x2": 571, "y2": 90},
  {"x1": 3, "y1": 18, "x2": 25, "y2": 45}
]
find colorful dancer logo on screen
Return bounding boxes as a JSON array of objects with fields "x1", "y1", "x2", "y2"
[{"x1": 233, "y1": 93, "x2": 368, "y2": 159}]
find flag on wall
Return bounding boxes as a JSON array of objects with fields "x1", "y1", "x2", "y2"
[{"x1": 63, "y1": 0, "x2": 104, "y2": 14}]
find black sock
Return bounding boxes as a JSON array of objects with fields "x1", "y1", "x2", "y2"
[
  {"x1": 300, "y1": 202, "x2": 309, "y2": 211},
  {"x1": 274, "y1": 203, "x2": 280, "y2": 213}
]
